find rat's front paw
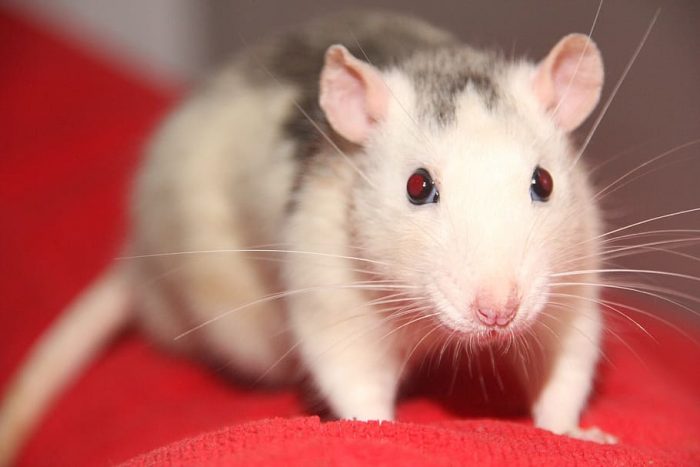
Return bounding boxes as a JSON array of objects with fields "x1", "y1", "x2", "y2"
[{"x1": 565, "y1": 426, "x2": 618, "y2": 444}]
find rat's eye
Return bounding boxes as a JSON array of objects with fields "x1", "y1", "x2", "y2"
[
  {"x1": 407, "y1": 168, "x2": 439, "y2": 205},
  {"x1": 530, "y1": 166, "x2": 553, "y2": 202}
]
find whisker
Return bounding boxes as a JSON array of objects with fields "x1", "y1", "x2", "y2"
[
  {"x1": 571, "y1": 8, "x2": 660, "y2": 168},
  {"x1": 397, "y1": 322, "x2": 444, "y2": 382},
  {"x1": 547, "y1": 293, "x2": 655, "y2": 342},
  {"x1": 514, "y1": 334, "x2": 530, "y2": 384},
  {"x1": 551, "y1": 268, "x2": 700, "y2": 285},
  {"x1": 594, "y1": 139, "x2": 700, "y2": 201},
  {"x1": 548, "y1": 291, "x2": 697, "y2": 348},
  {"x1": 487, "y1": 345, "x2": 505, "y2": 393},
  {"x1": 309, "y1": 303, "x2": 436, "y2": 363},
  {"x1": 236, "y1": 32, "x2": 376, "y2": 188},
  {"x1": 435, "y1": 328, "x2": 457, "y2": 369},
  {"x1": 595, "y1": 296, "x2": 697, "y2": 345},
  {"x1": 349, "y1": 32, "x2": 437, "y2": 155},
  {"x1": 539, "y1": 304, "x2": 614, "y2": 366},
  {"x1": 588, "y1": 137, "x2": 660, "y2": 178},
  {"x1": 579, "y1": 207, "x2": 700, "y2": 245},
  {"x1": 549, "y1": 281, "x2": 699, "y2": 318},
  {"x1": 475, "y1": 355, "x2": 489, "y2": 403},
  {"x1": 598, "y1": 231, "x2": 700, "y2": 246},
  {"x1": 614, "y1": 245, "x2": 700, "y2": 264},
  {"x1": 175, "y1": 281, "x2": 419, "y2": 340},
  {"x1": 551, "y1": 0, "x2": 604, "y2": 118},
  {"x1": 559, "y1": 236, "x2": 700, "y2": 267},
  {"x1": 447, "y1": 339, "x2": 462, "y2": 397},
  {"x1": 118, "y1": 248, "x2": 391, "y2": 267},
  {"x1": 258, "y1": 297, "x2": 434, "y2": 381}
]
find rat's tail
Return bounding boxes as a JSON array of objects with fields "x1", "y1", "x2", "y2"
[{"x1": 0, "y1": 265, "x2": 132, "y2": 466}]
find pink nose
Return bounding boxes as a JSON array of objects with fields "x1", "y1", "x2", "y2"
[
  {"x1": 475, "y1": 306, "x2": 516, "y2": 327},
  {"x1": 473, "y1": 290, "x2": 520, "y2": 327}
]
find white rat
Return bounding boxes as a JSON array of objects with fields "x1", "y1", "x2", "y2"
[{"x1": 0, "y1": 11, "x2": 614, "y2": 464}]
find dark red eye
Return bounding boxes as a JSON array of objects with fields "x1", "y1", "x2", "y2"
[
  {"x1": 530, "y1": 166, "x2": 553, "y2": 202},
  {"x1": 407, "y1": 168, "x2": 439, "y2": 205}
]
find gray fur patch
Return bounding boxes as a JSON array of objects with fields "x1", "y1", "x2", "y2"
[
  {"x1": 240, "y1": 11, "x2": 457, "y2": 157},
  {"x1": 241, "y1": 12, "x2": 506, "y2": 148},
  {"x1": 401, "y1": 47, "x2": 501, "y2": 124}
]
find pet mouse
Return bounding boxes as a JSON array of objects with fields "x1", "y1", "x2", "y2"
[{"x1": 0, "y1": 11, "x2": 614, "y2": 464}]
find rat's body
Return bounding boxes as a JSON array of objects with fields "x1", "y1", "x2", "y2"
[{"x1": 0, "y1": 11, "x2": 613, "y2": 463}]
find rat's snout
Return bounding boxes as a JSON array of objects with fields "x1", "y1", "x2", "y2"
[{"x1": 473, "y1": 291, "x2": 519, "y2": 327}]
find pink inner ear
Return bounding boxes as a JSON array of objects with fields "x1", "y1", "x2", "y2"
[
  {"x1": 319, "y1": 45, "x2": 388, "y2": 145},
  {"x1": 533, "y1": 34, "x2": 604, "y2": 132}
]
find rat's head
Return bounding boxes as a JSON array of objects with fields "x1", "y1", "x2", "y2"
[{"x1": 319, "y1": 35, "x2": 604, "y2": 339}]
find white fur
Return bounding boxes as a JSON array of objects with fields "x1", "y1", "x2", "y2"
[{"x1": 129, "y1": 70, "x2": 301, "y2": 380}]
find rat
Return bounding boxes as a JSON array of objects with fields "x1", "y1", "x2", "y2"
[{"x1": 0, "y1": 11, "x2": 615, "y2": 464}]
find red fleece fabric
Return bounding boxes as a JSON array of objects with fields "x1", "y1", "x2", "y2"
[{"x1": 1, "y1": 10, "x2": 699, "y2": 466}]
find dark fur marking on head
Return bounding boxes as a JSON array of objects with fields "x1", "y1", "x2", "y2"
[
  {"x1": 403, "y1": 47, "x2": 501, "y2": 125},
  {"x1": 262, "y1": 12, "x2": 456, "y2": 159}
]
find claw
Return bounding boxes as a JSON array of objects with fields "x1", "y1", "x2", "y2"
[{"x1": 566, "y1": 426, "x2": 618, "y2": 444}]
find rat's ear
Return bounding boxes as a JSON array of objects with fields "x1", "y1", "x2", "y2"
[
  {"x1": 319, "y1": 45, "x2": 389, "y2": 144},
  {"x1": 533, "y1": 34, "x2": 604, "y2": 132}
]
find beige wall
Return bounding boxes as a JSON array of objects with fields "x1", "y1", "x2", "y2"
[{"x1": 4, "y1": 0, "x2": 208, "y2": 85}]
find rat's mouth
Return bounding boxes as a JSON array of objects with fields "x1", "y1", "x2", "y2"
[
  {"x1": 429, "y1": 322, "x2": 526, "y2": 351},
  {"x1": 426, "y1": 281, "x2": 532, "y2": 339},
  {"x1": 477, "y1": 326, "x2": 523, "y2": 344}
]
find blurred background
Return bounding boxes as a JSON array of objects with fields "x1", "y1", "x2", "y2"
[{"x1": 3, "y1": 0, "x2": 700, "y2": 321}]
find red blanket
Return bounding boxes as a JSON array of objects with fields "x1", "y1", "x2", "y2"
[{"x1": 1, "y1": 10, "x2": 699, "y2": 466}]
